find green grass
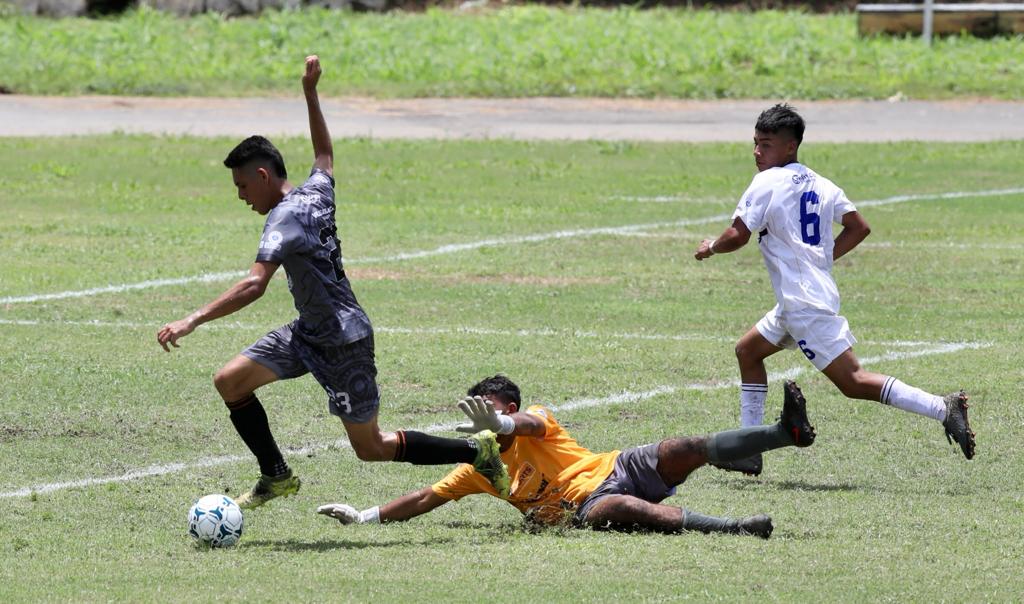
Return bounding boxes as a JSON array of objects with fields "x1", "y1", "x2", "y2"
[
  {"x1": 1, "y1": 136, "x2": 1023, "y2": 601},
  {"x1": 3, "y1": 6, "x2": 1024, "y2": 98}
]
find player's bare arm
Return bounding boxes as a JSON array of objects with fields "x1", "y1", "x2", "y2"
[
  {"x1": 695, "y1": 217, "x2": 752, "y2": 261},
  {"x1": 317, "y1": 486, "x2": 448, "y2": 524},
  {"x1": 302, "y1": 55, "x2": 333, "y2": 177},
  {"x1": 833, "y1": 211, "x2": 871, "y2": 261},
  {"x1": 157, "y1": 261, "x2": 279, "y2": 351}
]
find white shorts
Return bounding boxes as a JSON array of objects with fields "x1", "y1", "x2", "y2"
[{"x1": 755, "y1": 305, "x2": 857, "y2": 371}]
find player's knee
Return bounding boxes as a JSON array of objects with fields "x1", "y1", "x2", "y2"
[
  {"x1": 735, "y1": 340, "x2": 762, "y2": 365},
  {"x1": 213, "y1": 368, "x2": 238, "y2": 400}
]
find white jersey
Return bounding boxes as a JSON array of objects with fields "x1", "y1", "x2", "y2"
[{"x1": 733, "y1": 163, "x2": 856, "y2": 314}]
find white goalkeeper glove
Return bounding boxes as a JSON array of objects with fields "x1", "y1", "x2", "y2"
[
  {"x1": 316, "y1": 503, "x2": 380, "y2": 525},
  {"x1": 456, "y1": 396, "x2": 515, "y2": 435}
]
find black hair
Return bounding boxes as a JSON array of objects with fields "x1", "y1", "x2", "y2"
[
  {"x1": 755, "y1": 103, "x2": 805, "y2": 145},
  {"x1": 223, "y1": 135, "x2": 287, "y2": 178},
  {"x1": 468, "y1": 375, "x2": 522, "y2": 407}
]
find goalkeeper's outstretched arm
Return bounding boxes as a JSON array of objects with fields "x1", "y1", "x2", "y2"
[{"x1": 317, "y1": 486, "x2": 448, "y2": 525}]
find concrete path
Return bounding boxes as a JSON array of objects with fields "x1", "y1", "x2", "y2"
[{"x1": 2, "y1": 95, "x2": 1023, "y2": 141}]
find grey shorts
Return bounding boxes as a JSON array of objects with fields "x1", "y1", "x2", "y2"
[
  {"x1": 241, "y1": 322, "x2": 380, "y2": 423},
  {"x1": 574, "y1": 442, "x2": 675, "y2": 525}
]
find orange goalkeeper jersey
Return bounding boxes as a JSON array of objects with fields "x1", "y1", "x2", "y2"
[{"x1": 431, "y1": 405, "x2": 620, "y2": 525}]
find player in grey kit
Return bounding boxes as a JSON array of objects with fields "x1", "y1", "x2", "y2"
[{"x1": 157, "y1": 55, "x2": 509, "y2": 508}]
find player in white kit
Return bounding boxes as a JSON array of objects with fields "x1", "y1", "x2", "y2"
[{"x1": 693, "y1": 104, "x2": 975, "y2": 475}]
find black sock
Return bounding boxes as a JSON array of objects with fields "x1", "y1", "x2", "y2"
[
  {"x1": 393, "y1": 430, "x2": 477, "y2": 465},
  {"x1": 681, "y1": 508, "x2": 739, "y2": 534},
  {"x1": 706, "y1": 424, "x2": 791, "y2": 463},
  {"x1": 226, "y1": 394, "x2": 289, "y2": 478}
]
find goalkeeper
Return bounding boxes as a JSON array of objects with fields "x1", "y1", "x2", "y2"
[{"x1": 317, "y1": 375, "x2": 816, "y2": 538}]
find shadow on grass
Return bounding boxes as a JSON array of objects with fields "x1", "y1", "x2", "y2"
[
  {"x1": 711, "y1": 477, "x2": 863, "y2": 492},
  {"x1": 244, "y1": 536, "x2": 455, "y2": 552}
]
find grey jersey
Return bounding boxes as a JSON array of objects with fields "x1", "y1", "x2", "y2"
[{"x1": 255, "y1": 167, "x2": 371, "y2": 345}]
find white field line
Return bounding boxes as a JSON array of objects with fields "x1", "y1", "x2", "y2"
[
  {"x1": 0, "y1": 317, "x2": 967, "y2": 349},
  {"x1": 0, "y1": 341, "x2": 988, "y2": 499},
  {"x1": 2, "y1": 187, "x2": 1021, "y2": 306}
]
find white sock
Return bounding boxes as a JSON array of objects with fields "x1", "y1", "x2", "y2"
[
  {"x1": 881, "y1": 376, "x2": 946, "y2": 421},
  {"x1": 740, "y1": 383, "x2": 768, "y2": 427}
]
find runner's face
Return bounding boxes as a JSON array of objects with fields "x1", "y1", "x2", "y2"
[
  {"x1": 232, "y1": 166, "x2": 273, "y2": 215},
  {"x1": 753, "y1": 130, "x2": 797, "y2": 171}
]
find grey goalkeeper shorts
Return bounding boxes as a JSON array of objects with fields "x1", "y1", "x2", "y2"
[
  {"x1": 574, "y1": 442, "x2": 676, "y2": 525},
  {"x1": 241, "y1": 321, "x2": 380, "y2": 424}
]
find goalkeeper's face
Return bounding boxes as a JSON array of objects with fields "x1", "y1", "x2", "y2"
[{"x1": 482, "y1": 395, "x2": 517, "y2": 415}]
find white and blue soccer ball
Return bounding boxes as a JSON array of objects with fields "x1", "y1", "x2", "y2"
[{"x1": 188, "y1": 494, "x2": 244, "y2": 548}]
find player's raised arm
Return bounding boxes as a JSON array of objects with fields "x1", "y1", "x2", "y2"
[
  {"x1": 317, "y1": 486, "x2": 449, "y2": 525},
  {"x1": 832, "y1": 211, "x2": 871, "y2": 261},
  {"x1": 302, "y1": 55, "x2": 333, "y2": 177},
  {"x1": 695, "y1": 217, "x2": 752, "y2": 261},
  {"x1": 156, "y1": 261, "x2": 279, "y2": 352}
]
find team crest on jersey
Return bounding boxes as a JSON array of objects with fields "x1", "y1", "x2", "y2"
[
  {"x1": 514, "y1": 464, "x2": 536, "y2": 491},
  {"x1": 259, "y1": 230, "x2": 283, "y2": 251}
]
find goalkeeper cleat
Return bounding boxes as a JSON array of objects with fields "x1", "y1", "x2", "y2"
[
  {"x1": 780, "y1": 380, "x2": 816, "y2": 447},
  {"x1": 736, "y1": 514, "x2": 773, "y2": 539},
  {"x1": 710, "y1": 453, "x2": 763, "y2": 477},
  {"x1": 942, "y1": 390, "x2": 975, "y2": 460},
  {"x1": 469, "y1": 430, "x2": 511, "y2": 498},
  {"x1": 235, "y1": 471, "x2": 301, "y2": 509}
]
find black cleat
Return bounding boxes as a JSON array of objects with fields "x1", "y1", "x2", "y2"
[
  {"x1": 710, "y1": 453, "x2": 763, "y2": 476},
  {"x1": 737, "y1": 514, "x2": 773, "y2": 539},
  {"x1": 942, "y1": 390, "x2": 975, "y2": 459},
  {"x1": 780, "y1": 380, "x2": 816, "y2": 447}
]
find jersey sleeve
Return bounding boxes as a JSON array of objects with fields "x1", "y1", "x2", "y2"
[
  {"x1": 431, "y1": 464, "x2": 489, "y2": 501},
  {"x1": 304, "y1": 167, "x2": 335, "y2": 202},
  {"x1": 732, "y1": 173, "x2": 773, "y2": 233},
  {"x1": 831, "y1": 187, "x2": 857, "y2": 223},
  {"x1": 524, "y1": 405, "x2": 561, "y2": 438},
  {"x1": 255, "y1": 209, "x2": 307, "y2": 264}
]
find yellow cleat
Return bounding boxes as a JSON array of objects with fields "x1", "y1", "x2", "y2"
[
  {"x1": 469, "y1": 430, "x2": 511, "y2": 498},
  {"x1": 235, "y1": 472, "x2": 301, "y2": 509}
]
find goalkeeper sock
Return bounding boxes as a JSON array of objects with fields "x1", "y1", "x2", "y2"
[
  {"x1": 681, "y1": 509, "x2": 740, "y2": 534},
  {"x1": 226, "y1": 394, "x2": 289, "y2": 478},
  {"x1": 706, "y1": 424, "x2": 791, "y2": 463},
  {"x1": 393, "y1": 430, "x2": 477, "y2": 464}
]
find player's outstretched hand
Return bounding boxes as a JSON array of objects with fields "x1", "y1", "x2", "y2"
[
  {"x1": 316, "y1": 503, "x2": 361, "y2": 525},
  {"x1": 456, "y1": 396, "x2": 503, "y2": 434},
  {"x1": 302, "y1": 55, "x2": 321, "y2": 91},
  {"x1": 156, "y1": 318, "x2": 195, "y2": 352},
  {"x1": 694, "y1": 238, "x2": 716, "y2": 261}
]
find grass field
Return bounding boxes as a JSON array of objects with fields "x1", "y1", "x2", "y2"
[
  {"x1": 3, "y1": 6, "x2": 1024, "y2": 99},
  {"x1": 1, "y1": 135, "x2": 1023, "y2": 601}
]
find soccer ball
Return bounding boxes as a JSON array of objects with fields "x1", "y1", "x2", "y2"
[{"x1": 187, "y1": 494, "x2": 244, "y2": 547}]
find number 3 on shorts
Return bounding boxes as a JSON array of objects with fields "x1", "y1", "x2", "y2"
[
  {"x1": 329, "y1": 390, "x2": 352, "y2": 414},
  {"x1": 797, "y1": 339, "x2": 816, "y2": 360}
]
